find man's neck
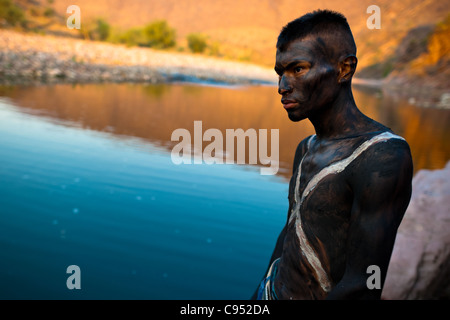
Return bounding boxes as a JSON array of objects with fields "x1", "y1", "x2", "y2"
[{"x1": 308, "y1": 88, "x2": 374, "y2": 140}]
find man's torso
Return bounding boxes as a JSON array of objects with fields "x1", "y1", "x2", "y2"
[{"x1": 273, "y1": 130, "x2": 405, "y2": 299}]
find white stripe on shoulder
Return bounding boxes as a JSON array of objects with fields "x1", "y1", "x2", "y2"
[{"x1": 300, "y1": 131, "x2": 404, "y2": 205}]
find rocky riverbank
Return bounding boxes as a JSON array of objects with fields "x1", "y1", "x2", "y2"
[
  {"x1": 0, "y1": 30, "x2": 277, "y2": 85},
  {"x1": 353, "y1": 76, "x2": 450, "y2": 110}
]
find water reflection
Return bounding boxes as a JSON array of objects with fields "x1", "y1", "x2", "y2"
[
  {"x1": 0, "y1": 97, "x2": 289, "y2": 299},
  {"x1": 1, "y1": 82, "x2": 449, "y2": 177},
  {"x1": 1, "y1": 82, "x2": 449, "y2": 299}
]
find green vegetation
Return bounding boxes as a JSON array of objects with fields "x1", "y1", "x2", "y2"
[
  {"x1": 81, "y1": 18, "x2": 111, "y2": 41},
  {"x1": 0, "y1": 1, "x2": 230, "y2": 60},
  {"x1": 207, "y1": 41, "x2": 221, "y2": 57},
  {"x1": 95, "y1": 19, "x2": 111, "y2": 41},
  {"x1": 382, "y1": 59, "x2": 395, "y2": 78},
  {"x1": 108, "y1": 20, "x2": 177, "y2": 49},
  {"x1": 111, "y1": 27, "x2": 146, "y2": 47},
  {"x1": 187, "y1": 33, "x2": 208, "y2": 53},
  {"x1": 43, "y1": 7, "x2": 55, "y2": 17},
  {"x1": 436, "y1": 13, "x2": 450, "y2": 29},
  {"x1": 142, "y1": 20, "x2": 176, "y2": 49},
  {"x1": 0, "y1": 0, "x2": 26, "y2": 27}
]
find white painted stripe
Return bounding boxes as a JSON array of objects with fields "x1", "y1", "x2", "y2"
[
  {"x1": 263, "y1": 258, "x2": 280, "y2": 300},
  {"x1": 291, "y1": 131, "x2": 405, "y2": 293},
  {"x1": 300, "y1": 131, "x2": 405, "y2": 205},
  {"x1": 295, "y1": 217, "x2": 332, "y2": 292},
  {"x1": 289, "y1": 135, "x2": 314, "y2": 224}
]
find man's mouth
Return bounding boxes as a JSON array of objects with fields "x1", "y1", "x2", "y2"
[{"x1": 281, "y1": 99, "x2": 298, "y2": 110}]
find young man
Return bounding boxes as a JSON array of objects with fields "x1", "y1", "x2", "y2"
[{"x1": 253, "y1": 10, "x2": 413, "y2": 300}]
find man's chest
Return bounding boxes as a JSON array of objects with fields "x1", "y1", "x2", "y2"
[
  {"x1": 289, "y1": 139, "x2": 356, "y2": 200},
  {"x1": 288, "y1": 162, "x2": 353, "y2": 223}
]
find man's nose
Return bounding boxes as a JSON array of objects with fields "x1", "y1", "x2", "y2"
[{"x1": 278, "y1": 75, "x2": 293, "y2": 95}]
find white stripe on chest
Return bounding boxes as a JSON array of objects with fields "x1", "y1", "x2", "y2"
[{"x1": 289, "y1": 131, "x2": 404, "y2": 293}]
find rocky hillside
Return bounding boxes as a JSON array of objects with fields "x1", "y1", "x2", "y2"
[
  {"x1": 358, "y1": 14, "x2": 450, "y2": 83},
  {"x1": 2, "y1": 0, "x2": 449, "y2": 101},
  {"x1": 4, "y1": 0, "x2": 448, "y2": 69}
]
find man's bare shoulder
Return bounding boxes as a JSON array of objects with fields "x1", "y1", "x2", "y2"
[{"x1": 348, "y1": 135, "x2": 413, "y2": 188}]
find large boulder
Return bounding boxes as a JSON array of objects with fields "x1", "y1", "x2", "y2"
[{"x1": 382, "y1": 161, "x2": 450, "y2": 299}]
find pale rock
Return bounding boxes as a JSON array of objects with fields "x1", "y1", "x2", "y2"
[{"x1": 382, "y1": 161, "x2": 450, "y2": 299}]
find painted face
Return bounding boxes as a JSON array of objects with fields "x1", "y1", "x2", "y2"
[{"x1": 275, "y1": 37, "x2": 341, "y2": 122}]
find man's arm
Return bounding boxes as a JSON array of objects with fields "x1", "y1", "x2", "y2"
[
  {"x1": 250, "y1": 136, "x2": 312, "y2": 299},
  {"x1": 326, "y1": 139, "x2": 413, "y2": 299}
]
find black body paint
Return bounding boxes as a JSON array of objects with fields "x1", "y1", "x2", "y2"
[{"x1": 253, "y1": 10, "x2": 413, "y2": 300}]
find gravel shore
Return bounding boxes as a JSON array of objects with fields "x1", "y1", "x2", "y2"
[{"x1": 0, "y1": 30, "x2": 277, "y2": 85}]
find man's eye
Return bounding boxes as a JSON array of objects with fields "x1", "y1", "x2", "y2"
[{"x1": 294, "y1": 66, "x2": 302, "y2": 73}]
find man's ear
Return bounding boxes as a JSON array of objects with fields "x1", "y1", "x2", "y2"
[{"x1": 338, "y1": 55, "x2": 357, "y2": 83}]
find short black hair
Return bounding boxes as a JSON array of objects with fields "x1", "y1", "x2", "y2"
[{"x1": 277, "y1": 10, "x2": 356, "y2": 56}]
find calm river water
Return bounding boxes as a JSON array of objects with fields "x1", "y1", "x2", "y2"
[{"x1": 0, "y1": 83, "x2": 449, "y2": 299}]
